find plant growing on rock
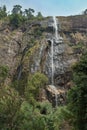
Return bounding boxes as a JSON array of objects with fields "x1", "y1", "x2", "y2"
[
  {"x1": 0, "y1": 65, "x2": 9, "y2": 86},
  {"x1": 25, "y1": 72, "x2": 48, "y2": 106}
]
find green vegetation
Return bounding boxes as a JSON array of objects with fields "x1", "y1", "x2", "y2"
[
  {"x1": 12, "y1": 5, "x2": 22, "y2": 14},
  {"x1": 0, "y1": 71, "x2": 66, "y2": 130},
  {"x1": 0, "y1": 4, "x2": 44, "y2": 29},
  {"x1": 36, "y1": 12, "x2": 43, "y2": 20},
  {"x1": 0, "y1": 65, "x2": 9, "y2": 85},
  {"x1": 25, "y1": 72, "x2": 48, "y2": 105},
  {"x1": 9, "y1": 13, "x2": 25, "y2": 28},
  {"x1": 24, "y1": 8, "x2": 35, "y2": 19},
  {"x1": 67, "y1": 52, "x2": 87, "y2": 130},
  {"x1": 72, "y1": 42, "x2": 84, "y2": 54},
  {"x1": 0, "y1": 4, "x2": 87, "y2": 130},
  {"x1": 0, "y1": 5, "x2": 7, "y2": 19},
  {"x1": 2, "y1": 55, "x2": 87, "y2": 129},
  {"x1": 0, "y1": 86, "x2": 22, "y2": 130}
]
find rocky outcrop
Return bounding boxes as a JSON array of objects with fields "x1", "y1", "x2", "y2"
[
  {"x1": 58, "y1": 15, "x2": 87, "y2": 57},
  {"x1": 44, "y1": 40, "x2": 70, "y2": 85},
  {"x1": 28, "y1": 17, "x2": 75, "y2": 88},
  {"x1": 58, "y1": 15, "x2": 87, "y2": 33},
  {"x1": 46, "y1": 85, "x2": 66, "y2": 106},
  {"x1": 0, "y1": 29, "x2": 23, "y2": 76}
]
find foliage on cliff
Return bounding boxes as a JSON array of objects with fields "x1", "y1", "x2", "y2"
[
  {"x1": 0, "y1": 70, "x2": 67, "y2": 130},
  {"x1": 67, "y1": 52, "x2": 87, "y2": 130},
  {"x1": 0, "y1": 4, "x2": 43, "y2": 29}
]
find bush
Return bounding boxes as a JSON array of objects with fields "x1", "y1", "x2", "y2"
[
  {"x1": 0, "y1": 86, "x2": 22, "y2": 129},
  {"x1": 0, "y1": 65, "x2": 9, "y2": 85},
  {"x1": 9, "y1": 14, "x2": 25, "y2": 28},
  {"x1": 25, "y1": 72, "x2": 48, "y2": 105}
]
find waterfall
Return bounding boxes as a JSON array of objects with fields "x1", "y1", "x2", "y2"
[
  {"x1": 51, "y1": 16, "x2": 59, "y2": 85},
  {"x1": 50, "y1": 16, "x2": 59, "y2": 107},
  {"x1": 53, "y1": 16, "x2": 58, "y2": 40},
  {"x1": 51, "y1": 16, "x2": 58, "y2": 85},
  {"x1": 47, "y1": 16, "x2": 63, "y2": 107},
  {"x1": 53, "y1": 16, "x2": 63, "y2": 43},
  {"x1": 51, "y1": 39, "x2": 54, "y2": 85}
]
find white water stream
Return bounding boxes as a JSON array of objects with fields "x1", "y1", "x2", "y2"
[
  {"x1": 51, "y1": 16, "x2": 60, "y2": 107},
  {"x1": 51, "y1": 39, "x2": 54, "y2": 85},
  {"x1": 53, "y1": 16, "x2": 58, "y2": 40}
]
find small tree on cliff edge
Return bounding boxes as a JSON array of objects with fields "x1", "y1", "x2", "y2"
[
  {"x1": 83, "y1": 9, "x2": 87, "y2": 15},
  {"x1": 0, "y1": 5, "x2": 7, "y2": 19},
  {"x1": 67, "y1": 53, "x2": 87, "y2": 130}
]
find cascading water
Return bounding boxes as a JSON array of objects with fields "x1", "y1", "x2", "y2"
[
  {"x1": 51, "y1": 39, "x2": 54, "y2": 85},
  {"x1": 51, "y1": 16, "x2": 60, "y2": 107},
  {"x1": 51, "y1": 16, "x2": 59, "y2": 85},
  {"x1": 48, "y1": 16, "x2": 62, "y2": 107},
  {"x1": 53, "y1": 16, "x2": 63, "y2": 43},
  {"x1": 53, "y1": 16, "x2": 58, "y2": 40}
]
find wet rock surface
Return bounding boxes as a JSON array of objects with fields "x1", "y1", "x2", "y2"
[{"x1": 46, "y1": 85, "x2": 66, "y2": 106}]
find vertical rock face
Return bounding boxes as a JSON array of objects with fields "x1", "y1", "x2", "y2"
[
  {"x1": 0, "y1": 17, "x2": 74, "y2": 88},
  {"x1": 28, "y1": 17, "x2": 74, "y2": 90},
  {"x1": 0, "y1": 30, "x2": 23, "y2": 76},
  {"x1": 0, "y1": 17, "x2": 76, "y2": 105},
  {"x1": 44, "y1": 40, "x2": 68, "y2": 86}
]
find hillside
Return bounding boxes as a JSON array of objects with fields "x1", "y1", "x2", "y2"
[
  {"x1": 0, "y1": 12, "x2": 87, "y2": 129},
  {"x1": 1, "y1": 15, "x2": 87, "y2": 88}
]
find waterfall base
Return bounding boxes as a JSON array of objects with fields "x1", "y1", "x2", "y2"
[{"x1": 46, "y1": 85, "x2": 66, "y2": 107}]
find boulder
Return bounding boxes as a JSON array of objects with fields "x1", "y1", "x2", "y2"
[{"x1": 46, "y1": 85, "x2": 66, "y2": 107}]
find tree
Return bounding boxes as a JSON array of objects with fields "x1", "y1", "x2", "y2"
[
  {"x1": 3, "y1": 5, "x2": 6, "y2": 12},
  {"x1": 0, "y1": 65, "x2": 9, "y2": 86},
  {"x1": 10, "y1": 5, "x2": 26, "y2": 28},
  {"x1": 36, "y1": 12, "x2": 43, "y2": 20},
  {"x1": 24, "y1": 8, "x2": 35, "y2": 19},
  {"x1": 18, "y1": 101, "x2": 64, "y2": 130},
  {"x1": 83, "y1": 9, "x2": 87, "y2": 15},
  {"x1": 0, "y1": 86, "x2": 22, "y2": 129},
  {"x1": 67, "y1": 53, "x2": 87, "y2": 130},
  {"x1": 9, "y1": 13, "x2": 24, "y2": 28},
  {"x1": 0, "y1": 5, "x2": 7, "y2": 19},
  {"x1": 25, "y1": 72, "x2": 48, "y2": 106},
  {"x1": 12, "y1": 5, "x2": 22, "y2": 14}
]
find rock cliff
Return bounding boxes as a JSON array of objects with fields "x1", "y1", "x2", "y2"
[{"x1": 0, "y1": 15, "x2": 87, "y2": 105}]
